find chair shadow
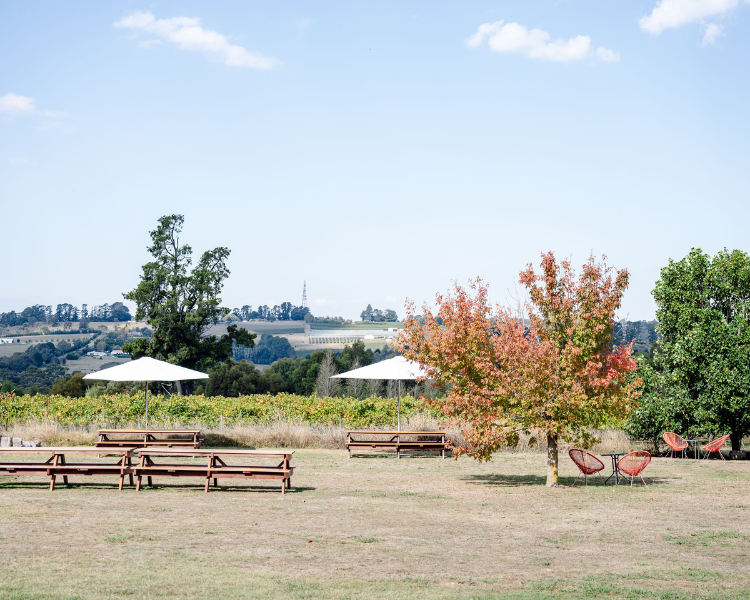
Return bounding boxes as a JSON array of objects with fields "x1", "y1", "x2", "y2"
[{"x1": 462, "y1": 473, "x2": 671, "y2": 487}]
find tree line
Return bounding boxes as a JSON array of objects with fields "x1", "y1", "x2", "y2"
[
  {"x1": 197, "y1": 341, "x2": 401, "y2": 397},
  {"x1": 360, "y1": 304, "x2": 398, "y2": 322},
  {"x1": 0, "y1": 302, "x2": 131, "y2": 327},
  {"x1": 230, "y1": 304, "x2": 310, "y2": 322}
]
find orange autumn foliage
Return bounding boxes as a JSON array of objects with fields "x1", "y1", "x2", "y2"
[{"x1": 397, "y1": 252, "x2": 641, "y2": 486}]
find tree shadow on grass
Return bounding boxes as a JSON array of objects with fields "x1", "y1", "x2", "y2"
[{"x1": 462, "y1": 473, "x2": 672, "y2": 487}]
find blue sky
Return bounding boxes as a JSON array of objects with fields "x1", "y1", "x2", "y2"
[{"x1": 1, "y1": 1, "x2": 748, "y2": 321}]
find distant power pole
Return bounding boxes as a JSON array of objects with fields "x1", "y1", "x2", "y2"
[{"x1": 302, "y1": 281, "x2": 308, "y2": 308}]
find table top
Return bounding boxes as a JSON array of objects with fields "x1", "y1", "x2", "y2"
[
  {"x1": 0, "y1": 446, "x2": 134, "y2": 454},
  {"x1": 601, "y1": 452, "x2": 628, "y2": 457},
  {"x1": 346, "y1": 430, "x2": 445, "y2": 435},
  {"x1": 98, "y1": 429, "x2": 200, "y2": 434},
  {"x1": 138, "y1": 447, "x2": 293, "y2": 457}
]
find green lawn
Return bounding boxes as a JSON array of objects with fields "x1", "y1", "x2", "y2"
[{"x1": 1, "y1": 450, "x2": 748, "y2": 599}]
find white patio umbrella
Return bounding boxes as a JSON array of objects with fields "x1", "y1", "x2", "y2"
[
  {"x1": 332, "y1": 356, "x2": 429, "y2": 431},
  {"x1": 83, "y1": 357, "x2": 208, "y2": 426}
]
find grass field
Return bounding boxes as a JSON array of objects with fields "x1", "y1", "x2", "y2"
[
  {"x1": 208, "y1": 322, "x2": 307, "y2": 336},
  {"x1": 1, "y1": 450, "x2": 748, "y2": 599},
  {"x1": 310, "y1": 321, "x2": 403, "y2": 330},
  {"x1": 0, "y1": 335, "x2": 94, "y2": 358},
  {"x1": 66, "y1": 354, "x2": 131, "y2": 374}
]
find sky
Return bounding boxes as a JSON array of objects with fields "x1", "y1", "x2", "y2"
[{"x1": 1, "y1": 0, "x2": 749, "y2": 321}]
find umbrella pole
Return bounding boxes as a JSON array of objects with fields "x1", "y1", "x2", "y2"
[
  {"x1": 398, "y1": 380, "x2": 401, "y2": 432},
  {"x1": 145, "y1": 381, "x2": 149, "y2": 428}
]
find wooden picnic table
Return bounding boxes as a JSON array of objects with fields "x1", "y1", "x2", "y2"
[
  {"x1": 96, "y1": 429, "x2": 201, "y2": 449},
  {"x1": 345, "y1": 430, "x2": 448, "y2": 459},
  {"x1": 134, "y1": 448, "x2": 294, "y2": 494},
  {"x1": 0, "y1": 447, "x2": 135, "y2": 491}
]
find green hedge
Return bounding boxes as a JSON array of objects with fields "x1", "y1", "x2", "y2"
[{"x1": 0, "y1": 392, "x2": 429, "y2": 428}]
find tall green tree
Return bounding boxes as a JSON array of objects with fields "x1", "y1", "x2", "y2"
[
  {"x1": 642, "y1": 248, "x2": 750, "y2": 451},
  {"x1": 123, "y1": 215, "x2": 255, "y2": 389}
]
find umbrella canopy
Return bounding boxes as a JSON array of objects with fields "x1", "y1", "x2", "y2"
[
  {"x1": 331, "y1": 356, "x2": 428, "y2": 381},
  {"x1": 84, "y1": 357, "x2": 208, "y2": 426},
  {"x1": 332, "y1": 357, "x2": 430, "y2": 430},
  {"x1": 83, "y1": 357, "x2": 208, "y2": 383}
]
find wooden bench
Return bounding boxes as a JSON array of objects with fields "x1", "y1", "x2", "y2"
[
  {"x1": 345, "y1": 430, "x2": 448, "y2": 459},
  {"x1": 134, "y1": 448, "x2": 294, "y2": 494},
  {"x1": 0, "y1": 447, "x2": 135, "y2": 491},
  {"x1": 96, "y1": 429, "x2": 201, "y2": 449}
]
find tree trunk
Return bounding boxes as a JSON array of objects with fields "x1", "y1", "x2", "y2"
[
  {"x1": 175, "y1": 380, "x2": 184, "y2": 396},
  {"x1": 731, "y1": 432, "x2": 742, "y2": 452},
  {"x1": 546, "y1": 432, "x2": 559, "y2": 487}
]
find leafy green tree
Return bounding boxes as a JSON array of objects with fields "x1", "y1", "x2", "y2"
[
  {"x1": 51, "y1": 373, "x2": 87, "y2": 397},
  {"x1": 235, "y1": 334, "x2": 295, "y2": 365},
  {"x1": 203, "y1": 360, "x2": 266, "y2": 397},
  {"x1": 636, "y1": 248, "x2": 750, "y2": 451},
  {"x1": 360, "y1": 304, "x2": 374, "y2": 321},
  {"x1": 122, "y1": 215, "x2": 255, "y2": 390}
]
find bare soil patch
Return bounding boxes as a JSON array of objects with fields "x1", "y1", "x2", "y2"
[{"x1": 0, "y1": 451, "x2": 748, "y2": 599}]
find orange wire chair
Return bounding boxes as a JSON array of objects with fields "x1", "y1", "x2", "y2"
[
  {"x1": 616, "y1": 451, "x2": 652, "y2": 487},
  {"x1": 568, "y1": 449, "x2": 605, "y2": 486},
  {"x1": 701, "y1": 434, "x2": 730, "y2": 460},
  {"x1": 663, "y1": 432, "x2": 689, "y2": 458}
]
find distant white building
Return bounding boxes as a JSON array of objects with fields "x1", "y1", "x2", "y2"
[
  {"x1": 86, "y1": 351, "x2": 108, "y2": 357},
  {"x1": 0, "y1": 339, "x2": 13, "y2": 344}
]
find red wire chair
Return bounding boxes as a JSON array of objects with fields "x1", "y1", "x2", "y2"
[
  {"x1": 568, "y1": 449, "x2": 605, "y2": 486},
  {"x1": 617, "y1": 451, "x2": 652, "y2": 487},
  {"x1": 663, "y1": 432, "x2": 688, "y2": 458},
  {"x1": 701, "y1": 434, "x2": 730, "y2": 460}
]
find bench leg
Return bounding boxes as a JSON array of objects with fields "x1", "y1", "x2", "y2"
[
  {"x1": 348, "y1": 447, "x2": 351, "y2": 459},
  {"x1": 213, "y1": 478, "x2": 218, "y2": 487},
  {"x1": 49, "y1": 475, "x2": 56, "y2": 492},
  {"x1": 281, "y1": 478, "x2": 285, "y2": 495},
  {"x1": 129, "y1": 473, "x2": 134, "y2": 486},
  {"x1": 287, "y1": 476, "x2": 292, "y2": 490},
  {"x1": 63, "y1": 475, "x2": 69, "y2": 486},
  {"x1": 204, "y1": 477, "x2": 210, "y2": 493},
  {"x1": 147, "y1": 476, "x2": 153, "y2": 488},
  {"x1": 136, "y1": 475, "x2": 142, "y2": 491},
  {"x1": 119, "y1": 475, "x2": 124, "y2": 491}
]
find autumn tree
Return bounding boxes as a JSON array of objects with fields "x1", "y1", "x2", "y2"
[
  {"x1": 397, "y1": 253, "x2": 639, "y2": 486},
  {"x1": 123, "y1": 215, "x2": 255, "y2": 392}
]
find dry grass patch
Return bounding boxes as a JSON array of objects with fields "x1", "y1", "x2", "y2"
[
  {"x1": 1, "y1": 450, "x2": 749, "y2": 599},
  {"x1": 1, "y1": 415, "x2": 634, "y2": 456}
]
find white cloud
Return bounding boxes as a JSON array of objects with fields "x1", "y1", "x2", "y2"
[
  {"x1": 0, "y1": 93, "x2": 36, "y2": 115},
  {"x1": 314, "y1": 298, "x2": 333, "y2": 306},
  {"x1": 702, "y1": 22, "x2": 724, "y2": 43},
  {"x1": 596, "y1": 47, "x2": 621, "y2": 62},
  {"x1": 466, "y1": 20, "x2": 617, "y2": 63},
  {"x1": 114, "y1": 11, "x2": 276, "y2": 69},
  {"x1": 8, "y1": 157, "x2": 36, "y2": 167},
  {"x1": 0, "y1": 93, "x2": 71, "y2": 130},
  {"x1": 639, "y1": 0, "x2": 744, "y2": 35}
]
